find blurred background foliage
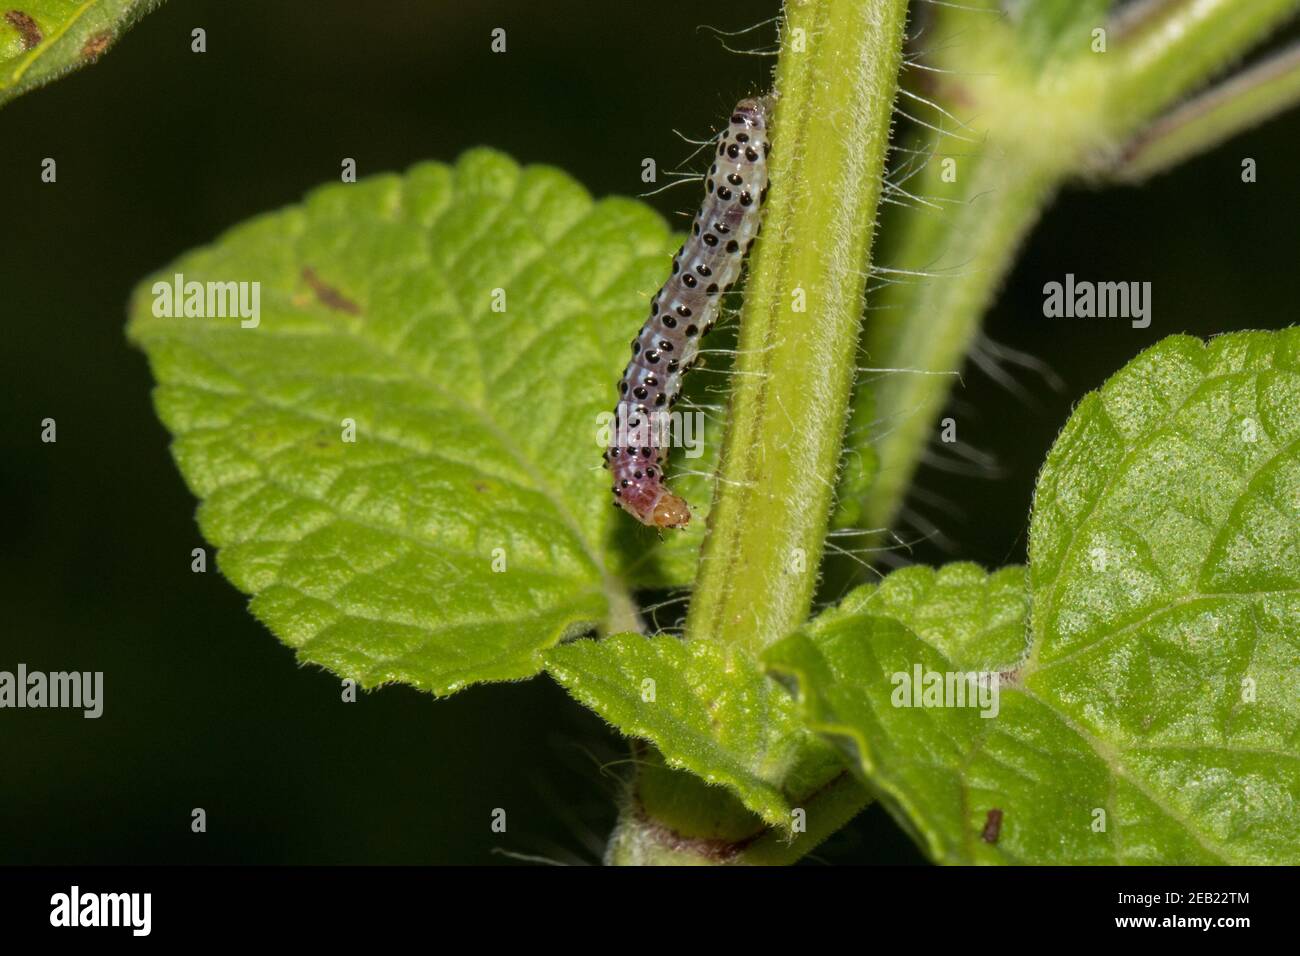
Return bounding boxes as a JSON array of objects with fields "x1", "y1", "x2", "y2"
[{"x1": 1, "y1": 0, "x2": 1296, "y2": 864}]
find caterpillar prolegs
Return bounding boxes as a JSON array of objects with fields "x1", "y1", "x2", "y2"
[{"x1": 605, "y1": 96, "x2": 772, "y2": 528}]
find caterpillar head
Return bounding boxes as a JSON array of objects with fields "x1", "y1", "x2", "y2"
[{"x1": 650, "y1": 491, "x2": 691, "y2": 529}]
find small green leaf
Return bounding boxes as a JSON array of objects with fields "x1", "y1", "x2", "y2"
[
  {"x1": 767, "y1": 564, "x2": 1044, "y2": 862},
  {"x1": 1, "y1": 0, "x2": 164, "y2": 108},
  {"x1": 128, "y1": 151, "x2": 714, "y2": 695},
  {"x1": 814, "y1": 562, "x2": 1029, "y2": 664},
  {"x1": 546, "y1": 633, "x2": 848, "y2": 827},
  {"x1": 769, "y1": 331, "x2": 1300, "y2": 863}
]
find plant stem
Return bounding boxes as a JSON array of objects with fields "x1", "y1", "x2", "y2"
[
  {"x1": 602, "y1": 581, "x2": 645, "y2": 635},
  {"x1": 686, "y1": 0, "x2": 910, "y2": 657},
  {"x1": 605, "y1": 750, "x2": 870, "y2": 866},
  {"x1": 1108, "y1": 42, "x2": 1300, "y2": 182},
  {"x1": 1107, "y1": 0, "x2": 1300, "y2": 136},
  {"x1": 854, "y1": 0, "x2": 1300, "y2": 537},
  {"x1": 864, "y1": 151, "x2": 1056, "y2": 533}
]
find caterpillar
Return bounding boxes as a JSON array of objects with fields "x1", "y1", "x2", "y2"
[{"x1": 605, "y1": 96, "x2": 772, "y2": 528}]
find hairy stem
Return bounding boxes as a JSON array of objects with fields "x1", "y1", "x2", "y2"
[
  {"x1": 1108, "y1": 0, "x2": 1300, "y2": 137},
  {"x1": 856, "y1": 0, "x2": 1300, "y2": 537},
  {"x1": 1108, "y1": 42, "x2": 1300, "y2": 182},
  {"x1": 864, "y1": 150, "x2": 1056, "y2": 533},
  {"x1": 687, "y1": 0, "x2": 910, "y2": 656},
  {"x1": 605, "y1": 750, "x2": 869, "y2": 866}
]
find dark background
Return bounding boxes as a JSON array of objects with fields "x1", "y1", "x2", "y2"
[{"x1": 1, "y1": 1, "x2": 1296, "y2": 865}]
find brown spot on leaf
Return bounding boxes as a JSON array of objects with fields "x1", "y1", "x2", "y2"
[
  {"x1": 5, "y1": 10, "x2": 42, "y2": 49},
  {"x1": 301, "y1": 266, "x2": 360, "y2": 315},
  {"x1": 473, "y1": 481, "x2": 490, "y2": 493},
  {"x1": 981, "y1": 808, "x2": 1003, "y2": 844},
  {"x1": 81, "y1": 30, "x2": 111, "y2": 61}
]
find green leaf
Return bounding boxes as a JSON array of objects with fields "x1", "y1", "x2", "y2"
[
  {"x1": 767, "y1": 564, "x2": 1046, "y2": 863},
  {"x1": 546, "y1": 633, "x2": 849, "y2": 828},
  {"x1": 811, "y1": 562, "x2": 1029, "y2": 664},
  {"x1": 1026, "y1": 331, "x2": 1300, "y2": 861},
  {"x1": 1, "y1": 0, "x2": 163, "y2": 108},
  {"x1": 128, "y1": 150, "x2": 716, "y2": 695},
  {"x1": 769, "y1": 331, "x2": 1300, "y2": 863}
]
